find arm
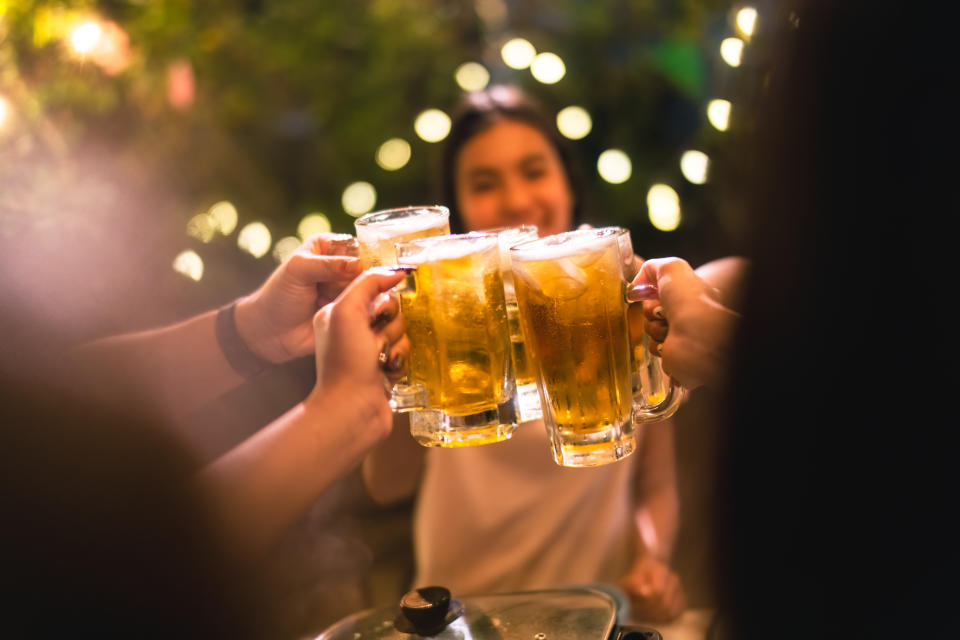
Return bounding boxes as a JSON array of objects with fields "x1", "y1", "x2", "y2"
[
  {"x1": 361, "y1": 413, "x2": 426, "y2": 505},
  {"x1": 694, "y1": 256, "x2": 749, "y2": 312},
  {"x1": 198, "y1": 268, "x2": 407, "y2": 556},
  {"x1": 69, "y1": 234, "x2": 361, "y2": 419},
  {"x1": 619, "y1": 421, "x2": 687, "y2": 623}
]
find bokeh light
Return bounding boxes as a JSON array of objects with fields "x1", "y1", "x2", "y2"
[
  {"x1": 680, "y1": 150, "x2": 710, "y2": 185},
  {"x1": 172, "y1": 250, "x2": 204, "y2": 281},
  {"x1": 208, "y1": 200, "x2": 238, "y2": 235},
  {"x1": 647, "y1": 184, "x2": 681, "y2": 231},
  {"x1": 342, "y1": 181, "x2": 377, "y2": 216},
  {"x1": 414, "y1": 109, "x2": 451, "y2": 143},
  {"x1": 376, "y1": 138, "x2": 412, "y2": 171},
  {"x1": 297, "y1": 212, "x2": 332, "y2": 240},
  {"x1": 707, "y1": 99, "x2": 732, "y2": 131},
  {"x1": 556, "y1": 106, "x2": 592, "y2": 140},
  {"x1": 186, "y1": 213, "x2": 216, "y2": 243},
  {"x1": 720, "y1": 37, "x2": 744, "y2": 67},
  {"x1": 530, "y1": 52, "x2": 566, "y2": 84},
  {"x1": 455, "y1": 62, "x2": 490, "y2": 91},
  {"x1": 69, "y1": 21, "x2": 102, "y2": 55},
  {"x1": 272, "y1": 236, "x2": 303, "y2": 264},
  {"x1": 0, "y1": 95, "x2": 10, "y2": 129},
  {"x1": 237, "y1": 222, "x2": 272, "y2": 258},
  {"x1": 501, "y1": 38, "x2": 536, "y2": 69},
  {"x1": 597, "y1": 149, "x2": 632, "y2": 184},
  {"x1": 737, "y1": 7, "x2": 758, "y2": 37}
]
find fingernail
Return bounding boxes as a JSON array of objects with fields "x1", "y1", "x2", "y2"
[
  {"x1": 371, "y1": 310, "x2": 394, "y2": 327},
  {"x1": 627, "y1": 284, "x2": 658, "y2": 302},
  {"x1": 653, "y1": 305, "x2": 665, "y2": 320},
  {"x1": 388, "y1": 353, "x2": 406, "y2": 372}
]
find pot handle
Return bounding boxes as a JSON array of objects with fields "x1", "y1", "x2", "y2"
[{"x1": 610, "y1": 624, "x2": 663, "y2": 640}]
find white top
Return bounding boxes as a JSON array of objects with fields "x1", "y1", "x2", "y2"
[{"x1": 413, "y1": 417, "x2": 639, "y2": 596}]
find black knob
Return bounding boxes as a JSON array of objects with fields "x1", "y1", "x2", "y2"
[{"x1": 400, "y1": 586, "x2": 452, "y2": 635}]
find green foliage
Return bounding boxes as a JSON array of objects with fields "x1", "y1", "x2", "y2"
[{"x1": 2, "y1": 0, "x2": 741, "y2": 303}]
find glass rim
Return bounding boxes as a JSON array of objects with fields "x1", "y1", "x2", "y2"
[
  {"x1": 508, "y1": 226, "x2": 620, "y2": 256},
  {"x1": 353, "y1": 205, "x2": 450, "y2": 227},
  {"x1": 395, "y1": 230, "x2": 500, "y2": 258}
]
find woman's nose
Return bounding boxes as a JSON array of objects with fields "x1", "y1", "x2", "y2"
[{"x1": 501, "y1": 178, "x2": 534, "y2": 217}]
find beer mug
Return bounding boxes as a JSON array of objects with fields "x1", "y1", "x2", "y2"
[
  {"x1": 510, "y1": 227, "x2": 651, "y2": 467},
  {"x1": 394, "y1": 232, "x2": 518, "y2": 447},
  {"x1": 354, "y1": 205, "x2": 451, "y2": 268},
  {"x1": 491, "y1": 225, "x2": 542, "y2": 422},
  {"x1": 612, "y1": 227, "x2": 686, "y2": 422}
]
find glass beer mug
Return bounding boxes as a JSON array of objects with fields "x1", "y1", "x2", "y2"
[
  {"x1": 354, "y1": 205, "x2": 451, "y2": 268},
  {"x1": 612, "y1": 227, "x2": 686, "y2": 421},
  {"x1": 393, "y1": 232, "x2": 519, "y2": 447},
  {"x1": 491, "y1": 225, "x2": 542, "y2": 423},
  {"x1": 509, "y1": 228, "x2": 672, "y2": 468}
]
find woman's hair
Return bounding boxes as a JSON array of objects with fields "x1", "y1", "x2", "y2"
[{"x1": 438, "y1": 84, "x2": 586, "y2": 232}]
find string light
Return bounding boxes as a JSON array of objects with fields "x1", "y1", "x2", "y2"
[
  {"x1": 707, "y1": 99, "x2": 732, "y2": 131},
  {"x1": 647, "y1": 184, "x2": 681, "y2": 231},
  {"x1": 237, "y1": 222, "x2": 272, "y2": 258},
  {"x1": 680, "y1": 150, "x2": 710, "y2": 185},
  {"x1": 297, "y1": 213, "x2": 332, "y2": 240},
  {"x1": 342, "y1": 181, "x2": 377, "y2": 216},
  {"x1": 208, "y1": 201, "x2": 238, "y2": 235},
  {"x1": 720, "y1": 37, "x2": 744, "y2": 67},
  {"x1": 530, "y1": 52, "x2": 566, "y2": 84},
  {"x1": 597, "y1": 150, "x2": 632, "y2": 184},
  {"x1": 736, "y1": 7, "x2": 758, "y2": 37},
  {"x1": 455, "y1": 62, "x2": 490, "y2": 91},
  {"x1": 414, "y1": 109, "x2": 451, "y2": 143},
  {"x1": 501, "y1": 38, "x2": 536, "y2": 69},
  {"x1": 69, "y1": 21, "x2": 102, "y2": 55},
  {"x1": 172, "y1": 250, "x2": 204, "y2": 281},
  {"x1": 376, "y1": 138, "x2": 411, "y2": 170},
  {"x1": 556, "y1": 106, "x2": 592, "y2": 140},
  {"x1": 272, "y1": 236, "x2": 303, "y2": 264},
  {"x1": 0, "y1": 95, "x2": 10, "y2": 130},
  {"x1": 186, "y1": 213, "x2": 216, "y2": 243}
]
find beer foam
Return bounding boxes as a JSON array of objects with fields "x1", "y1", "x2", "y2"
[
  {"x1": 399, "y1": 233, "x2": 497, "y2": 264},
  {"x1": 510, "y1": 231, "x2": 613, "y2": 263},
  {"x1": 357, "y1": 214, "x2": 446, "y2": 242}
]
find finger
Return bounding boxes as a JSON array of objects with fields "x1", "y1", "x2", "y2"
[
  {"x1": 305, "y1": 233, "x2": 359, "y2": 257},
  {"x1": 339, "y1": 267, "x2": 408, "y2": 312},
  {"x1": 379, "y1": 310, "x2": 406, "y2": 346},
  {"x1": 645, "y1": 319, "x2": 668, "y2": 344},
  {"x1": 288, "y1": 252, "x2": 362, "y2": 283},
  {"x1": 384, "y1": 335, "x2": 410, "y2": 383},
  {"x1": 369, "y1": 290, "x2": 401, "y2": 328}
]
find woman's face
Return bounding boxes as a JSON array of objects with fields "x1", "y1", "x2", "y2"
[{"x1": 454, "y1": 119, "x2": 574, "y2": 237}]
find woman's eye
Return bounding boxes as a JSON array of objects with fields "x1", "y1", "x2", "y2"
[{"x1": 470, "y1": 181, "x2": 496, "y2": 193}]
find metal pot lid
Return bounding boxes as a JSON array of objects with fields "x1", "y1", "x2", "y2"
[{"x1": 315, "y1": 586, "x2": 619, "y2": 640}]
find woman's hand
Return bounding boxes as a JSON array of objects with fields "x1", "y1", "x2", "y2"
[
  {"x1": 631, "y1": 258, "x2": 740, "y2": 390},
  {"x1": 619, "y1": 553, "x2": 687, "y2": 624},
  {"x1": 234, "y1": 234, "x2": 361, "y2": 364},
  {"x1": 310, "y1": 267, "x2": 410, "y2": 444}
]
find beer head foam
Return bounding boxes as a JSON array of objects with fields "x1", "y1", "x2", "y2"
[
  {"x1": 356, "y1": 210, "x2": 448, "y2": 242},
  {"x1": 510, "y1": 230, "x2": 614, "y2": 263},
  {"x1": 398, "y1": 232, "x2": 498, "y2": 265}
]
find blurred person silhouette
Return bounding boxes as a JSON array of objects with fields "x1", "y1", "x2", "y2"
[
  {"x1": 629, "y1": 2, "x2": 953, "y2": 637},
  {"x1": 363, "y1": 85, "x2": 745, "y2": 625},
  {"x1": 1, "y1": 238, "x2": 410, "y2": 636}
]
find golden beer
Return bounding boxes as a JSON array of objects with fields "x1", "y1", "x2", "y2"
[
  {"x1": 354, "y1": 206, "x2": 450, "y2": 267},
  {"x1": 397, "y1": 233, "x2": 516, "y2": 447},
  {"x1": 510, "y1": 228, "x2": 637, "y2": 467},
  {"x1": 492, "y1": 225, "x2": 542, "y2": 422}
]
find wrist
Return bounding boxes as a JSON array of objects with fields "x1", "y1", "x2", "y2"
[
  {"x1": 233, "y1": 294, "x2": 281, "y2": 364},
  {"x1": 215, "y1": 300, "x2": 271, "y2": 378}
]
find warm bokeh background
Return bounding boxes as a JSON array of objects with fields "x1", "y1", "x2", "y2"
[{"x1": 1, "y1": 1, "x2": 758, "y2": 635}]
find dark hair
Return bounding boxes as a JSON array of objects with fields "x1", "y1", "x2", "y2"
[
  {"x1": 438, "y1": 85, "x2": 586, "y2": 232},
  {"x1": 710, "y1": 2, "x2": 951, "y2": 637}
]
